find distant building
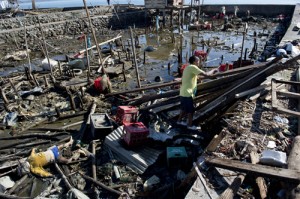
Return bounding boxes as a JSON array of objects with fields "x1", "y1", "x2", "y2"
[{"x1": 145, "y1": 0, "x2": 184, "y2": 9}]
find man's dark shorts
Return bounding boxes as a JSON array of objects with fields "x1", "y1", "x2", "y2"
[{"x1": 180, "y1": 96, "x2": 194, "y2": 113}]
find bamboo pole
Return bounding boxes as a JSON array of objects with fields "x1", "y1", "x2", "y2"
[{"x1": 129, "y1": 27, "x2": 141, "y2": 88}]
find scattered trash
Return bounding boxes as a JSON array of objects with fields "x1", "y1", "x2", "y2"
[
  {"x1": 143, "y1": 175, "x2": 160, "y2": 192},
  {"x1": 0, "y1": 176, "x2": 15, "y2": 193},
  {"x1": 273, "y1": 116, "x2": 289, "y2": 125},
  {"x1": 259, "y1": 150, "x2": 287, "y2": 167},
  {"x1": 267, "y1": 141, "x2": 277, "y2": 149},
  {"x1": 3, "y1": 112, "x2": 18, "y2": 127}
]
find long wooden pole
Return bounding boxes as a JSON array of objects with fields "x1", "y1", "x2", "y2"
[
  {"x1": 129, "y1": 26, "x2": 141, "y2": 88},
  {"x1": 37, "y1": 16, "x2": 53, "y2": 76},
  {"x1": 82, "y1": 0, "x2": 104, "y2": 73},
  {"x1": 84, "y1": 35, "x2": 91, "y2": 79},
  {"x1": 23, "y1": 23, "x2": 32, "y2": 78},
  {"x1": 239, "y1": 23, "x2": 247, "y2": 68}
]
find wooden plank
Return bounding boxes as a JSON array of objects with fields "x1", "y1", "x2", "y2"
[
  {"x1": 273, "y1": 106, "x2": 300, "y2": 117},
  {"x1": 277, "y1": 90, "x2": 300, "y2": 99},
  {"x1": 250, "y1": 151, "x2": 268, "y2": 199},
  {"x1": 275, "y1": 79, "x2": 300, "y2": 86},
  {"x1": 205, "y1": 157, "x2": 300, "y2": 182},
  {"x1": 193, "y1": 55, "x2": 296, "y2": 123},
  {"x1": 218, "y1": 174, "x2": 245, "y2": 199},
  {"x1": 235, "y1": 83, "x2": 270, "y2": 99},
  {"x1": 271, "y1": 78, "x2": 278, "y2": 108}
]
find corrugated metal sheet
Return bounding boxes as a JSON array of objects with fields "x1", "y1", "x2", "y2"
[{"x1": 104, "y1": 126, "x2": 163, "y2": 174}]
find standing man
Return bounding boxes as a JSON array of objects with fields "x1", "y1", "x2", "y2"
[{"x1": 177, "y1": 55, "x2": 217, "y2": 130}]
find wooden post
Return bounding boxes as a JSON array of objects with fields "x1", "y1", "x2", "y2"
[
  {"x1": 92, "y1": 141, "x2": 97, "y2": 182},
  {"x1": 162, "y1": 9, "x2": 166, "y2": 28},
  {"x1": 67, "y1": 89, "x2": 76, "y2": 111},
  {"x1": 23, "y1": 23, "x2": 32, "y2": 79},
  {"x1": 84, "y1": 35, "x2": 91, "y2": 80},
  {"x1": 43, "y1": 75, "x2": 49, "y2": 88},
  {"x1": 197, "y1": 0, "x2": 202, "y2": 22},
  {"x1": 122, "y1": 62, "x2": 126, "y2": 82},
  {"x1": 172, "y1": 33, "x2": 175, "y2": 43},
  {"x1": 182, "y1": 9, "x2": 185, "y2": 29},
  {"x1": 129, "y1": 27, "x2": 141, "y2": 88},
  {"x1": 32, "y1": 73, "x2": 39, "y2": 87},
  {"x1": 9, "y1": 79, "x2": 21, "y2": 101},
  {"x1": 189, "y1": 0, "x2": 193, "y2": 25},
  {"x1": 143, "y1": 51, "x2": 146, "y2": 64},
  {"x1": 82, "y1": 0, "x2": 104, "y2": 73},
  {"x1": 170, "y1": 9, "x2": 173, "y2": 27},
  {"x1": 244, "y1": 48, "x2": 248, "y2": 60},
  {"x1": 239, "y1": 23, "x2": 247, "y2": 67},
  {"x1": 287, "y1": 136, "x2": 300, "y2": 199},
  {"x1": 32, "y1": 0, "x2": 36, "y2": 10},
  {"x1": 0, "y1": 88, "x2": 9, "y2": 105},
  {"x1": 180, "y1": 31, "x2": 183, "y2": 64},
  {"x1": 37, "y1": 16, "x2": 53, "y2": 76}
]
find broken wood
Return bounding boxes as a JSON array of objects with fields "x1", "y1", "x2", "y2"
[
  {"x1": 193, "y1": 162, "x2": 213, "y2": 199},
  {"x1": 6, "y1": 132, "x2": 68, "y2": 140},
  {"x1": 37, "y1": 16, "x2": 53, "y2": 76},
  {"x1": 130, "y1": 26, "x2": 141, "y2": 88},
  {"x1": 250, "y1": 151, "x2": 268, "y2": 199},
  {"x1": 206, "y1": 130, "x2": 227, "y2": 153},
  {"x1": 193, "y1": 55, "x2": 300, "y2": 123},
  {"x1": 7, "y1": 174, "x2": 28, "y2": 195},
  {"x1": 82, "y1": 0, "x2": 103, "y2": 69},
  {"x1": 287, "y1": 136, "x2": 300, "y2": 199},
  {"x1": 0, "y1": 87, "x2": 9, "y2": 104},
  {"x1": 235, "y1": 83, "x2": 270, "y2": 99},
  {"x1": 79, "y1": 172, "x2": 122, "y2": 196},
  {"x1": 0, "y1": 193, "x2": 32, "y2": 199},
  {"x1": 205, "y1": 157, "x2": 300, "y2": 182},
  {"x1": 218, "y1": 174, "x2": 245, "y2": 199}
]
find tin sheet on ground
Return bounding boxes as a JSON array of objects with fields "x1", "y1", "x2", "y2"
[{"x1": 104, "y1": 126, "x2": 163, "y2": 174}]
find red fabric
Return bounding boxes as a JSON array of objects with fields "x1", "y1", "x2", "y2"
[
  {"x1": 194, "y1": 50, "x2": 207, "y2": 59},
  {"x1": 94, "y1": 77, "x2": 103, "y2": 91},
  {"x1": 180, "y1": 63, "x2": 189, "y2": 75}
]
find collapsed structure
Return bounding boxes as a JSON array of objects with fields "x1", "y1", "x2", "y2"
[{"x1": 0, "y1": 2, "x2": 299, "y2": 199}]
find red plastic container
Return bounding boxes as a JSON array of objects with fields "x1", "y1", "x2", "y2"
[
  {"x1": 219, "y1": 63, "x2": 233, "y2": 72},
  {"x1": 123, "y1": 122, "x2": 149, "y2": 147},
  {"x1": 116, "y1": 106, "x2": 138, "y2": 125}
]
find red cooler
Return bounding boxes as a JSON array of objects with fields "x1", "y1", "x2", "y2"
[{"x1": 123, "y1": 122, "x2": 149, "y2": 147}]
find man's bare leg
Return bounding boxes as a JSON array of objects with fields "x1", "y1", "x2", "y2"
[
  {"x1": 177, "y1": 110, "x2": 186, "y2": 123},
  {"x1": 187, "y1": 113, "x2": 193, "y2": 127}
]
